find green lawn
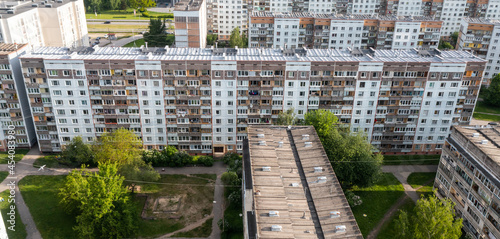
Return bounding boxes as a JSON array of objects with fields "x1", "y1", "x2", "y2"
[
  {"x1": 19, "y1": 175, "x2": 76, "y2": 239},
  {"x1": 86, "y1": 9, "x2": 173, "y2": 20},
  {"x1": 171, "y1": 218, "x2": 213, "y2": 237},
  {"x1": 407, "y1": 172, "x2": 437, "y2": 189},
  {"x1": 473, "y1": 113, "x2": 500, "y2": 122},
  {"x1": 0, "y1": 190, "x2": 27, "y2": 239},
  {"x1": 33, "y1": 155, "x2": 69, "y2": 169},
  {"x1": 383, "y1": 154, "x2": 440, "y2": 165},
  {"x1": 0, "y1": 149, "x2": 30, "y2": 164},
  {"x1": 350, "y1": 173, "x2": 405, "y2": 237},
  {"x1": 123, "y1": 38, "x2": 145, "y2": 47},
  {"x1": 474, "y1": 101, "x2": 500, "y2": 115},
  {"x1": 87, "y1": 24, "x2": 148, "y2": 33},
  {"x1": 20, "y1": 174, "x2": 215, "y2": 238},
  {"x1": 377, "y1": 197, "x2": 415, "y2": 239},
  {"x1": 0, "y1": 171, "x2": 8, "y2": 183}
]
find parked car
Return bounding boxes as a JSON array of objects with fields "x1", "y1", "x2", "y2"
[
  {"x1": 96, "y1": 37, "x2": 101, "y2": 40},
  {"x1": 104, "y1": 21, "x2": 111, "y2": 24},
  {"x1": 488, "y1": 122, "x2": 498, "y2": 126}
]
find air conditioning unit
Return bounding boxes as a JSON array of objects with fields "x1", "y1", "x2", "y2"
[
  {"x1": 335, "y1": 225, "x2": 346, "y2": 233},
  {"x1": 330, "y1": 211, "x2": 340, "y2": 218},
  {"x1": 269, "y1": 211, "x2": 279, "y2": 217},
  {"x1": 271, "y1": 225, "x2": 282, "y2": 232},
  {"x1": 481, "y1": 140, "x2": 488, "y2": 145},
  {"x1": 305, "y1": 142, "x2": 312, "y2": 147},
  {"x1": 258, "y1": 141, "x2": 266, "y2": 146},
  {"x1": 257, "y1": 133, "x2": 265, "y2": 138},
  {"x1": 262, "y1": 166, "x2": 271, "y2": 171},
  {"x1": 314, "y1": 167, "x2": 322, "y2": 173},
  {"x1": 302, "y1": 134, "x2": 309, "y2": 140},
  {"x1": 278, "y1": 141, "x2": 283, "y2": 148},
  {"x1": 472, "y1": 133, "x2": 480, "y2": 137},
  {"x1": 317, "y1": 176, "x2": 327, "y2": 183}
]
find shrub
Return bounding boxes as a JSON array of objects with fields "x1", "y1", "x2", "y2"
[
  {"x1": 141, "y1": 12, "x2": 150, "y2": 18},
  {"x1": 198, "y1": 156, "x2": 214, "y2": 166}
]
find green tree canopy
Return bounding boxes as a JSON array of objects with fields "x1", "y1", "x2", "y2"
[
  {"x1": 119, "y1": 159, "x2": 160, "y2": 193},
  {"x1": 229, "y1": 27, "x2": 244, "y2": 48},
  {"x1": 438, "y1": 41, "x2": 454, "y2": 50},
  {"x1": 92, "y1": 128, "x2": 143, "y2": 166},
  {"x1": 304, "y1": 110, "x2": 382, "y2": 187},
  {"x1": 450, "y1": 32, "x2": 459, "y2": 47},
  {"x1": 144, "y1": 18, "x2": 175, "y2": 47},
  {"x1": 484, "y1": 74, "x2": 500, "y2": 107},
  {"x1": 207, "y1": 34, "x2": 218, "y2": 46},
  {"x1": 395, "y1": 194, "x2": 463, "y2": 239},
  {"x1": 59, "y1": 163, "x2": 136, "y2": 238},
  {"x1": 128, "y1": 0, "x2": 156, "y2": 9},
  {"x1": 276, "y1": 108, "x2": 298, "y2": 126},
  {"x1": 62, "y1": 136, "x2": 95, "y2": 167}
]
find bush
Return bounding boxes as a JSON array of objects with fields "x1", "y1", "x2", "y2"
[
  {"x1": 141, "y1": 12, "x2": 150, "y2": 18},
  {"x1": 142, "y1": 147, "x2": 213, "y2": 167},
  {"x1": 345, "y1": 190, "x2": 363, "y2": 207},
  {"x1": 156, "y1": 14, "x2": 173, "y2": 18}
]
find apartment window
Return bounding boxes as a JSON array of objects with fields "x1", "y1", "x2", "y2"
[{"x1": 48, "y1": 70, "x2": 58, "y2": 76}]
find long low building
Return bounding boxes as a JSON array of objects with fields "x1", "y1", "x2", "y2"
[
  {"x1": 242, "y1": 125, "x2": 362, "y2": 238},
  {"x1": 434, "y1": 125, "x2": 500, "y2": 239},
  {"x1": 18, "y1": 46, "x2": 485, "y2": 154}
]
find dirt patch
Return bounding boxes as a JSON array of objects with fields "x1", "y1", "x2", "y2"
[{"x1": 154, "y1": 195, "x2": 183, "y2": 213}]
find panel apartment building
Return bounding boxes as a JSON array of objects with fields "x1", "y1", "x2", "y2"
[
  {"x1": 249, "y1": 12, "x2": 442, "y2": 50},
  {"x1": 0, "y1": 43, "x2": 36, "y2": 151},
  {"x1": 174, "y1": 0, "x2": 208, "y2": 48},
  {"x1": 242, "y1": 126, "x2": 362, "y2": 238},
  {"x1": 434, "y1": 125, "x2": 500, "y2": 239},
  {"x1": 457, "y1": 18, "x2": 500, "y2": 83},
  {"x1": 0, "y1": 0, "x2": 89, "y2": 48},
  {"x1": 19, "y1": 46, "x2": 484, "y2": 154}
]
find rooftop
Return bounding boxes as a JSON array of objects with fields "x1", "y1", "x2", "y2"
[
  {"x1": 20, "y1": 46, "x2": 486, "y2": 63},
  {"x1": 246, "y1": 125, "x2": 362, "y2": 239},
  {"x1": 174, "y1": 0, "x2": 203, "y2": 11},
  {"x1": 464, "y1": 17, "x2": 500, "y2": 25},
  {"x1": 0, "y1": 0, "x2": 77, "y2": 19},
  {"x1": 0, "y1": 43, "x2": 27, "y2": 54},
  {"x1": 454, "y1": 126, "x2": 500, "y2": 168},
  {"x1": 251, "y1": 12, "x2": 440, "y2": 22}
]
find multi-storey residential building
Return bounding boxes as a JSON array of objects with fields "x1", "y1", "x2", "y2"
[
  {"x1": 434, "y1": 125, "x2": 500, "y2": 239},
  {"x1": 0, "y1": 0, "x2": 89, "y2": 48},
  {"x1": 458, "y1": 18, "x2": 500, "y2": 83},
  {"x1": 210, "y1": 0, "x2": 249, "y2": 41},
  {"x1": 20, "y1": 46, "x2": 484, "y2": 154},
  {"x1": 174, "y1": 0, "x2": 208, "y2": 48},
  {"x1": 242, "y1": 126, "x2": 362, "y2": 238},
  {"x1": 249, "y1": 12, "x2": 442, "y2": 50},
  {"x1": 0, "y1": 43, "x2": 36, "y2": 151}
]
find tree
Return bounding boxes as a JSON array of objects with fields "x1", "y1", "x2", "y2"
[
  {"x1": 395, "y1": 194, "x2": 463, "y2": 239},
  {"x1": 92, "y1": 128, "x2": 142, "y2": 166},
  {"x1": 62, "y1": 136, "x2": 95, "y2": 167},
  {"x1": 450, "y1": 32, "x2": 459, "y2": 48},
  {"x1": 207, "y1": 34, "x2": 218, "y2": 46},
  {"x1": 119, "y1": 160, "x2": 159, "y2": 193},
  {"x1": 85, "y1": 0, "x2": 103, "y2": 12},
  {"x1": 221, "y1": 171, "x2": 238, "y2": 185},
  {"x1": 229, "y1": 27, "x2": 244, "y2": 48},
  {"x1": 304, "y1": 110, "x2": 382, "y2": 187},
  {"x1": 276, "y1": 108, "x2": 298, "y2": 126},
  {"x1": 438, "y1": 41, "x2": 454, "y2": 50},
  {"x1": 59, "y1": 163, "x2": 136, "y2": 238},
  {"x1": 143, "y1": 18, "x2": 174, "y2": 47},
  {"x1": 103, "y1": 0, "x2": 122, "y2": 11},
  {"x1": 484, "y1": 74, "x2": 500, "y2": 107},
  {"x1": 128, "y1": 0, "x2": 156, "y2": 9},
  {"x1": 304, "y1": 110, "x2": 339, "y2": 139}
]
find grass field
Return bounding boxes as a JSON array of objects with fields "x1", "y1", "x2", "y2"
[
  {"x1": 131, "y1": 174, "x2": 215, "y2": 238},
  {"x1": 87, "y1": 24, "x2": 148, "y2": 32},
  {"x1": 19, "y1": 175, "x2": 76, "y2": 239},
  {"x1": 123, "y1": 39, "x2": 146, "y2": 47},
  {"x1": 86, "y1": 9, "x2": 172, "y2": 20},
  {"x1": 350, "y1": 173, "x2": 405, "y2": 237},
  {"x1": 377, "y1": 197, "x2": 415, "y2": 239},
  {"x1": 33, "y1": 155, "x2": 69, "y2": 169},
  {"x1": 0, "y1": 149, "x2": 30, "y2": 164},
  {"x1": 171, "y1": 218, "x2": 213, "y2": 237},
  {"x1": 474, "y1": 101, "x2": 500, "y2": 115},
  {"x1": 0, "y1": 190, "x2": 27, "y2": 239},
  {"x1": 19, "y1": 174, "x2": 215, "y2": 238},
  {"x1": 407, "y1": 172, "x2": 437, "y2": 198},
  {"x1": 383, "y1": 154, "x2": 441, "y2": 165},
  {"x1": 473, "y1": 112, "x2": 500, "y2": 122},
  {"x1": 0, "y1": 171, "x2": 8, "y2": 183}
]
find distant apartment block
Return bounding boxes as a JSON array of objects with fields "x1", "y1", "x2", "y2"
[
  {"x1": 0, "y1": 43, "x2": 36, "y2": 151},
  {"x1": 208, "y1": 0, "x2": 249, "y2": 41},
  {"x1": 458, "y1": 18, "x2": 500, "y2": 83},
  {"x1": 174, "y1": 0, "x2": 207, "y2": 48},
  {"x1": 434, "y1": 125, "x2": 500, "y2": 239},
  {"x1": 0, "y1": 0, "x2": 89, "y2": 48},
  {"x1": 249, "y1": 12, "x2": 442, "y2": 50},
  {"x1": 19, "y1": 46, "x2": 484, "y2": 154},
  {"x1": 242, "y1": 125, "x2": 362, "y2": 238}
]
